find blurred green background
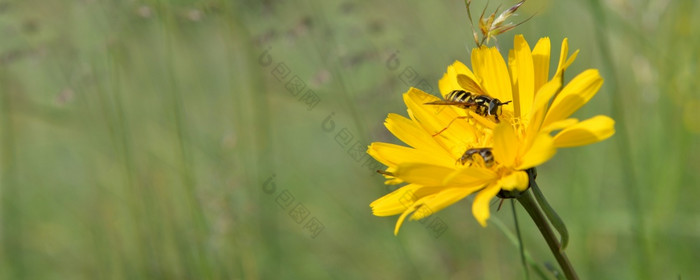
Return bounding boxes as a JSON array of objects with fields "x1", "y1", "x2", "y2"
[{"x1": 0, "y1": 0, "x2": 698, "y2": 279}]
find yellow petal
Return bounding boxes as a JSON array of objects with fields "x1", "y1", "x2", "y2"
[
  {"x1": 393, "y1": 196, "x2": 432, "y2": 235},
  {"x1": 508, "y1": 49, "x2": 515, "y2": 80},
  {"x1": 554, "y1": 38, "x2": 568, "y2": 78},
  {"x1": 527, "y1": 78, "x2": 563, "y2": 137},
  {"x1": 379, "y1": 167, "x2": 402, "y2": 185},
  {"x1": 532, "y1": 37, "x2": 551, "y2": 93},
  {"x1": 440, "y1": 61, "x2": 482, "y2": 99},
  {"x1": 438, "y1": 74, "x2": 455, "y2": 99},
  {"x1": 492, "y1": 123, "x2": 519, "y2": 167},
  {"x1": 542, "y1": 69, "x2": 603, "y2": 128},
  {"x1": 518, "y1": 132, "x2": 556, "y2": 170},
  {"x1": 370, "y1": 184, "x2": 423, "y2": 216},
  {"x1": 443, "y1": 167, "x2": 498, "y2": 186},
  {"x1": 404, "y1": 87, "x2": 444, "y2": 121},
  {"x1": 472, "y1": 182, "x2": 500, "y2": 227},
  {"x1": 384, "y1": 113, "x2": 453, "y2": 159},
  {"x1": 553, "y1": 42, "x2": 580, "y2": 83},
  {"x1": 451, "y1": 60, "x2": 477, "y2": 80},
  {"x1": 410, "y1": 187, "x2": 480, "y2": 220},
  {"x1": 498, "y1": 171, "x2": 529, "y2": 191},
  {"x1": 367, "y1": 142, "x2": 401, "y2": 167},
  {"x1": 540, "y1": 118, "x2": 579, "y2": 133},
  {"x1": 510, "y1": 34, "x2": 535, "y2": 118},
  {"x1": 403, "y1": 88, "x2": 477, "y2": 148},
  {"x1": 368, "y1": 142, "x2": 452, "y2": 168},
  {"x1": 471, "y1": 46, "x2": 513, "y2": 104},
  {"x1": 394, "y1": 204, "x2": 417, "y2": 235},
  {"x1": 394, "y1": 163, "x2": 456, "y2": 186},
  {"x1": 552, "y1": 115, "x2": 615, "y2": 148},
  {"x1": 384, "y1": 113, "x2": 428, "y2": 148},
  {"x1": 563, "y1": 49, "x2": 579, "y2": 73},
  {"x1": 384, "y1": 177, "x2": 403, "y2": 185},
  {"x1": 467, "y1": 109, "x2": 498, "y2": 130},
  {"x1": 531, "y1": 79, "x2": 562, "y2": 115}
]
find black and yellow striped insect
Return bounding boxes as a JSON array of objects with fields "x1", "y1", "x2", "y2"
[
  {"x1": 423, "y1": 74, "x2": 512, "y2": 137},
  {"x1": 425, "y1": 89, "x2": 512, "y2": 122},
  {"x1": 457, "y1": 147, "x2": 494, "y2": 167}
]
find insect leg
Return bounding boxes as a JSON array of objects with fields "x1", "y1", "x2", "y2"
[
  {"x1": 432, "y1": 116, "x2": 470, "y2": 137},
  {"x1": 497, "y1": 198, "x2": 505, "y2": 211}
]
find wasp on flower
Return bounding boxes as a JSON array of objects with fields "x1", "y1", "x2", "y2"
[
  {"x1": 368, "y1": 33, "x2": 614, "y2": 279},
  {"x1": 368, "y1": 34, "x2": 614, "y2": 233},
  {"x1": 425, "y1": 89, "x2": 512, "y2": 123},
  {"x1": 457, "y1": 147, "x2": 494, "y2": 167}
]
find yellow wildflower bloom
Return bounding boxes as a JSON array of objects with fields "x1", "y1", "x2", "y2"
[{"x1": 368, "y1": 35, "x2": 615, "y2": 234}]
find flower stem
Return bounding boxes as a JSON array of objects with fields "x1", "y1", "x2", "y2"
[{"x1": 517, "y1": 187, "x2": 579, "y2": 280}]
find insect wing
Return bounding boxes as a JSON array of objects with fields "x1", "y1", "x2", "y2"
[
  {"x1": 424, "y1": 100, "x2": 474, "y2": 106},
  {"x1": 457, "y1": 74, "x2": 488, "y2": 96}
]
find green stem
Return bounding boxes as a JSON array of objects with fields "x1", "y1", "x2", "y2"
[
  {"x1": 517, "y1": 188, "x2": 578, "y2": 280},
  {"x1": 511, "y1": 199, "x2": 530, "y2": 280},
  {"x1": 531, "y1": 180, "x2": 569, "y2": 249}
]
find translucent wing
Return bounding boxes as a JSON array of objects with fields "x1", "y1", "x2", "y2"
[
  {"x1": 424, "y1": 100, "x2": 476, "y2": 106},
  {"x1": 457, "y1": 74, "x2": 489, "y2": 96}
]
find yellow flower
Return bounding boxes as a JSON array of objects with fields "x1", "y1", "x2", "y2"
[
  {"x1": 368, "y1": 35, "x2": 615, "y2": 234},
  {"x1": 440, "y1": 35, "x2": 616, "y2": 149}
]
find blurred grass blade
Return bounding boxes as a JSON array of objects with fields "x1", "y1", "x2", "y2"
[
  {"x1": 491, "y1": 216, "x2": 557, "y2": 280},
  {"x1": 512, "y1": 199, "x2": 531, "y2": 280}
]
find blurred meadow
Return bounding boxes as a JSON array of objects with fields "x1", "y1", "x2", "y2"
[{"x1": 0, "y1": 0, "x2": 699, "y2": 279}]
